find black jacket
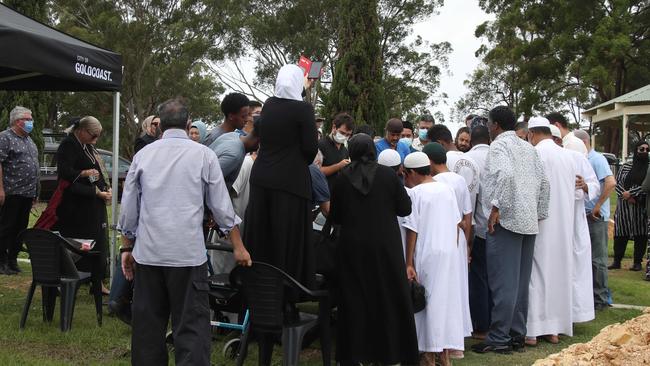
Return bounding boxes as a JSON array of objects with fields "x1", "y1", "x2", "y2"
[
  {"x1": 250, "y1": 97, "x2": 318, "y2": 199},
  {"x1": 54, "y1": 135, "x2": 108, "y2": 239}
]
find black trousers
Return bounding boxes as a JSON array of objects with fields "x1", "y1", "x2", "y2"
[
  {"x1": 0, "y1": 195, "x2": 32, "y2": 262},
  {"x1": 613, "y1": 235, "x2": 647, "y2": 265},
  {"x1": 131, "y1": 262, "x2": 211, "y2": 366},
  {"x1": 469, "y1": 236, "x2": 492, "y2": 333}
]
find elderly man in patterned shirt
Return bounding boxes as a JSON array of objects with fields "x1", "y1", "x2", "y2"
[
  {"x1": 0, "y1": 106, "x2": 39, "y2": 275},
  {"x1": 471, "y1": 106, "x2": 550, "y2": 355}
]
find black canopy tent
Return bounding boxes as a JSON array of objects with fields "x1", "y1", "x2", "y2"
[{"x1": 0, "y1": 3, "x2": 123, "y2": 278}]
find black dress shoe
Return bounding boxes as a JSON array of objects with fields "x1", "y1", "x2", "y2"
[
  {"x1": 630, "y1": 263, "x2": 642, "y2": 271},
  {"x1": 7, "y1": 259, "x2": 21, "y2": 273},
  {"x1": 0, "y1": 262, "x2": 17, "y2": 275},
  {"x1": 510, "y1": 335, "x2": 526, "y2": 352},
  {"x1": 608, "y1": 262, "x2": 621, "y2": 270},
  {"x1": 471, "y1": 342, "x2": 512, "y2": 354}
]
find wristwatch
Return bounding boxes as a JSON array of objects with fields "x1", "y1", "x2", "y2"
[{"x1": 119, "y1": 246, "x2": 133, "y2": 253}]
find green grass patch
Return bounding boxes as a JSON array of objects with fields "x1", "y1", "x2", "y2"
[{"x1": 2, "y1": 192, "x2": 645, "y2": 365}]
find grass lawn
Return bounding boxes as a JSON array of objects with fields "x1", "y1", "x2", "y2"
[{"x1": 1, "y1": 195, "x2": 647, "y2": 365}]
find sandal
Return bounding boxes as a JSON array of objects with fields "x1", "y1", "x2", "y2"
[
  {"x1": 542, "y1": 334, "x2": 559, "y2": 344},
  {"x1": 525, "y1": 337, "x2": 538, "y2": 346}
]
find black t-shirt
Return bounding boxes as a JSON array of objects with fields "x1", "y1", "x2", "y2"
[{"x1": 318, "y1": 135, "x2": 349, "y2": 189}]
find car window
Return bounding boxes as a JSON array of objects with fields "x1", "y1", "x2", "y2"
[
  {"x1": 41, "y1": 152, "x2": 57, "y2": 174},
  {"x1": 99, "y1": 152, "x2": 131, "y2": 174}
]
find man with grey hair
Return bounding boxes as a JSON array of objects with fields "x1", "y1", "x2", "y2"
[
  {"x1": 118, "y1": 98, "x2": 250, "y2": 365},
  {"x1": 574, "y1": 129, "x2": 617, "y2": 308},
  {"x1": 0, "y1": 106, "x2": 39, "y2": 275}
]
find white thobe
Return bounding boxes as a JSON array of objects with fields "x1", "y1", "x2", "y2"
[
  {"x1": 563, "y1": 132, "x2": 588, "y2": 156},
  {"x1": 566, "y1": 149, "x2": 600, "y2": 323},
  {"x1": 403, "y1": 181, "x2": 463, "y2": 352},
  {"x1": 434, "y1": 172, "x2": 473, "y2": 337},
  {"x1": 527, "y1": 139, "x2": 577, "y2": 337}
]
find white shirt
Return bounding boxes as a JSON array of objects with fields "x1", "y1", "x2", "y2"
[
  {"x1": 118, "y1": 129, "x2": 241, "y2": 267},
  {"x1": 465, "y1": 144, "x2": 490, "y2": 238},
  {"x1": 231, "y1": 155, "x2": 254, "y2": 220},
  {"x1": 446, "y1": 151, "x2": 479, "y2": 202}
]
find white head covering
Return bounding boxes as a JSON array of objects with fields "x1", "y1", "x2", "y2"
[
  {"x1": 404, "y1": 151, "x2": 430, "y2": 169},
  {"x1": 549, "y1": 124, "x2": 562, "y2": 139},
  {"x1": 528, "y1": 116, "x2": 550, "y2": 129},
  {"x1": 274, "y1": 64, "x2": 304, "y2": 101},
  {"x1": 378, "y1": 149, "x2": 401, "y2": 167}
]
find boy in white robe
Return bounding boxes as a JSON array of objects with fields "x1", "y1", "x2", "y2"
[
  {"x1": 423, "y1": 142, "x2": 474, "y2": 350},
  {"x1": 403, "y1": 152, "x2": 463, "y2": 366}
]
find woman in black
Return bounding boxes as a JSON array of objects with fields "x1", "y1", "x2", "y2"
[
  {"x1": 54, "y1": 116, "x2": 112, "y2": 295},
  {"x1": 330, "y1": 133, "x2": 419, "y2": 365},
  {"x1": 611, "y1": 140, "x2": 649, "y2": 271},
  {"x1": 244, "y1": 64, "x2": 318, "y2": 287}
]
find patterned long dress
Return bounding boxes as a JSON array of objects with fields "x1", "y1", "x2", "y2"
[{"x1": 614, "y1": 162, "x2": 647, "y2": 237}]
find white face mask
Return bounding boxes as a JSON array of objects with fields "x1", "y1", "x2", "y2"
[{"x1": 333, "y1": 131, "x2": 348, "y2": 144}]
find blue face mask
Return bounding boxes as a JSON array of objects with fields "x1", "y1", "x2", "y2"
[
  {"x1": 22, "y1": 120, "x2": 34, "y2": 134},
  {"x1": 418, "y1": 128, "x2": 428, "y2": 140},
  {"x1": 399, "y1": 137, "x2": 413, "y2": 146}
]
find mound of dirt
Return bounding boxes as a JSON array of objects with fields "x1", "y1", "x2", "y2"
[{"x1": 534, "y1": 308, "x2": 650, "y2": 366}]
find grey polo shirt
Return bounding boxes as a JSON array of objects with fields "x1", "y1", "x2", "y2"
[
  {"x1": 0, "y1": 128, "x2": 39, "y2": 198},
  {"x1": 210, "y1": 132, "x2": 246, "y2": 188}
]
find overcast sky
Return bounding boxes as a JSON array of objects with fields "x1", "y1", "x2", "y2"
[{"x1": 413, "y1": 0, "x2": 491, "y2": 129}]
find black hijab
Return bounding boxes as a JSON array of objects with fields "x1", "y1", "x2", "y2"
[
  {"x1": 342, "y1": 133, "x2": 378, "y2": 195},
  {"x1": 625, "y1": 140, "x2": 649, "y2": 189}
]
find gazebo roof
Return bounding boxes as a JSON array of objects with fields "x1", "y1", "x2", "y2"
[{"x1": 584, "y1": 84, "x2": 650, "y2": 114}]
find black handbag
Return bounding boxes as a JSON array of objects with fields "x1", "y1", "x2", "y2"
[
  {"x1": 410, "y1": 280, "x2": 426, "y2": 313},
  {"x1": 314, "y1": 217, "x2": 339, "y2": 279}
]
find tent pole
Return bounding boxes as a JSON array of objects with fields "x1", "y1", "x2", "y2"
[
  {"x1": 110, "y1": 92, "x2": 120, "y2": 282},
  {"x1": 622, "y1": 114, "x2": 629, "y2": 163}
]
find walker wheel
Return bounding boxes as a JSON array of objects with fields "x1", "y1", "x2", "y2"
[{"x1": 223, "y1": 338, "x2": 241, "y2": 359}]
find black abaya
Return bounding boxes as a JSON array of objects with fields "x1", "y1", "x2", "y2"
[{"x1": 331, "y1": 165, "x2": 419, "y2": 365}]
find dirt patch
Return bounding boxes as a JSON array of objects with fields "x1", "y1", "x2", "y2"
[
  {"x1": 0, "y1": 273, "x2": 33, "y2": 292},
  {"x1": 534, "y1": 308, "x2": 650, "y2": 366}
]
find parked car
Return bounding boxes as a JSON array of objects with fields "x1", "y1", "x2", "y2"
[
  {"x1": 602, "y1": 152, "x2": 620, "y2": 178},
  {"x1": 39, "y1": 134, "x2": 131, "y2": 202}
]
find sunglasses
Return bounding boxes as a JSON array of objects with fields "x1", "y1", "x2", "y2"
[{"x1": 87, "y1": 130, "x2": 100, "y2": 139}]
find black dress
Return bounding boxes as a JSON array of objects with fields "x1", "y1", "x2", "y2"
[
  {"x1": 244, "y1": 96, "x2": 318, "y2": 288},
  {"x1": 53, "y1": 135, "x2": 109, "y2": 290},
  {"x1": 134, "y1": 133, "x2": 156, "y2": 155},
  {"x1": 330, "y1": 165, "x2": 419, "y2": 365}
]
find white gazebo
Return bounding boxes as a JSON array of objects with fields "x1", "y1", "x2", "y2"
[{"x1": 582, "y1": 84, "x2": 650, "y2": 162}]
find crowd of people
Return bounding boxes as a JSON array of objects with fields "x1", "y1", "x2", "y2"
[{"x1": 1, "y1": 63, "x2": 650, "y2": 365}]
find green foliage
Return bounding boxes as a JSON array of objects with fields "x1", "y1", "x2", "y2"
[
  {"x1": 50, "y1": 0, "x2": 234, "y2": 157},
  {"x1": 215, "y1": 0, "x2": 449, "y2": 123},
  {"x1": 458, "y1": 0, "x2": 650, "y2": 120},
  {"x1": 326, "y1": 0, "x2": 387, "y2": 132}
]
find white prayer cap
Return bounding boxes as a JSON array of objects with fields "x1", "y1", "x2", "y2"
[
  {"x1": 404, "y1": 151, "x2": 430, "y2": 169},
  {"x1": 549, "y1": 124, "x2": 562, "y2": 139},
  {"x1": 528, "y1": 116, "x2": 550, "y2": 129},
  {"x1": 378, "y1": 149, "x2": 401, "y2": 167}
]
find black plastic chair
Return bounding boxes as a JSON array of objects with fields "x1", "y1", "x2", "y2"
[
  {"x1": 18, "y1": 228, "x2": 102, "y2": 332},
  {"x1": 231, "y1": 261, "x2": 331, "y2": 366}
]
